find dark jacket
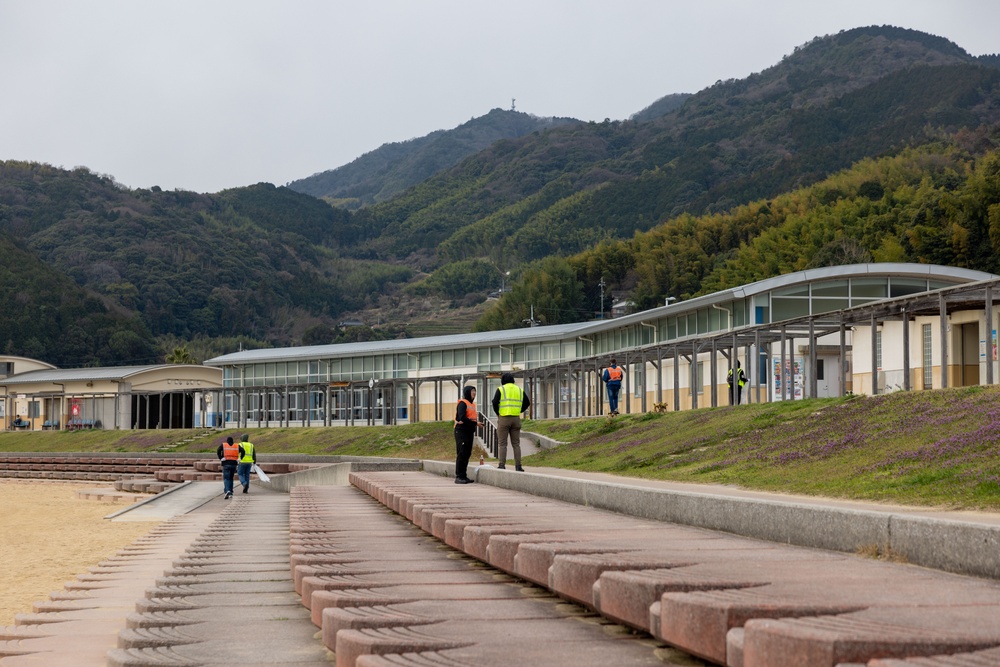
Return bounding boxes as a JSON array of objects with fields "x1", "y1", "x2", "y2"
[{"x1": 454, "y1": 386, "x2": 480, "y2": 433}]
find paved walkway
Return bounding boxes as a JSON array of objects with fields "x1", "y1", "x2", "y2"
[
  {"x1": 0, "y1": 484, "x2": 331, "y2": 667},
  {"x1": 3, "y1": 468, "x2": 1000, "y2": 666},
  {"x1": 346, "y1": 470, "x2": 1000, "y2": 667}
]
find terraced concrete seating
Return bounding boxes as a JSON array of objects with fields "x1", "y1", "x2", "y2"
[
  {"x1": 289, "y1": 484, "x2": 667, "y2": 667},
  {"x1": 5, "y1": 465, "x2": 999, "y2": 666},
  {"x1": 0, "y1": 454, "x2": 218, "y2": 490},
  {"x1": 347, "y1": 471, "x2": 1000, "y2": 667}
]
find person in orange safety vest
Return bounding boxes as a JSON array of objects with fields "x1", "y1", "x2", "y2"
[{"x1": 216, "y1": 436, "x2": 244, "y2": 499}]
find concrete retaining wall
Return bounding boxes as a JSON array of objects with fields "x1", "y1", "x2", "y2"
[
  {"x1": 421, "y1": 459, "x2": 1000, "y2": 580},
  {"x1": 259, "y1": 458, "x2": 422, "y2": 492}
]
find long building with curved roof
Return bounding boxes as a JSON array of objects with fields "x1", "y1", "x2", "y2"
[
  {"x1": 4, "y1": 263, "x2": 997, "y2": 431},
  {"x1": 202, "y1": 263, "x2": 1000, "y2": 429}
]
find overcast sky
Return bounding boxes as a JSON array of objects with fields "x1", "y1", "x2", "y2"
[{"x1": 2, "y1": 1, "x2": 998, "y2": 194}]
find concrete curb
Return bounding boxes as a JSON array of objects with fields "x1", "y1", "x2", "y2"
[
  {"x1": 258, "y1": 459, "x2": 422, "y2": 492},
  {"x1": 520, "y1": 430, "x2": 565, "y2": 451},
  {"x1": 103, "y1": 480, "x2": 195, "y2": 519},
  {"x1": 422, "y1": 459, "x2": 1000, "y2": 580}
]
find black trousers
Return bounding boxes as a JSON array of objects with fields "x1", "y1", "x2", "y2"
[{"x1": 454, "y1": 427, "x2": 474, "y2": 479}]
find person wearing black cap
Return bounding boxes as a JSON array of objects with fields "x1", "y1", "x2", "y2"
[
  {"x1": 491, "y1": 372, "x2": 531, "y2": 471},
  {"x1": 453, "y1": 385, "x2": 479, "y2": 484}
]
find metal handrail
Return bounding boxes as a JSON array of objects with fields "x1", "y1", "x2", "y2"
[{"x1": 478, "y1": 417, "x2": 499, "y2": 457}]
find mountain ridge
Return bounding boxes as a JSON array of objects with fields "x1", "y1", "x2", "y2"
[
  {"x1": 3, "y1": 25, "x2": 1000, "y2": 363},
  {"x1": 287, "y1": 108, "x2": 580, "y2": 207}
]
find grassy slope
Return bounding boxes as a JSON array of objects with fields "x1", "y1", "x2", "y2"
[{"x1": 2, "y1": 386, "x2": 998, "y2": 510}]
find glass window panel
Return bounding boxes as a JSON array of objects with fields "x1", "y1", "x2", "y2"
[
  {"x1": 774, "y1": 285, "x2": 810, "y2": 297},
  {"x1": 852, "y1": 278, "x2": 887, "y2": 298},
  {"x1": 889, "y1": 279, "x2": 929, "y2": 298},
  {"x1": 734, "y1": 301, "x2": 747, "y2": 327},
  {"x1": 772, "y1": 297, "x2": 810, "y2": 320},
  {"x1": 697, "y1": 309, "x2": 709, "y2": 333},
  {"x1": 667, "y1": 318, "x2": 677, "y2": 340},
  {"x1": 811, "y1": 297, "x2": 850, "y2": 313},
  {"x1": 922, "y1": 324, "x2": 933, "y2": 388},
  {"x1": 443, "y1": 350, "x2": 454, "y2": 367},
  {"x1": 811, "y1": 280, "x2": 849, "y2": 297},
  {"x1": 431, "y1": 351, "x2": 443, "y2": 367}
]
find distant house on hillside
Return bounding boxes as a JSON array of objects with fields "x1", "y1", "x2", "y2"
[{"x1": 611, "y1": 297, "x2": 635, "y2": 319}]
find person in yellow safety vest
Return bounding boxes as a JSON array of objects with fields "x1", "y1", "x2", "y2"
[
  {"x1": 491, "y1": 372, "x2": 531, "y2": 471},
  {"x1": 216, "y1": 436, "x2": 244, "y2": 499},
  {"x1": 728, "y1": 360, "x2": 747, "y2": 405},
  {"x1": 237, "y1": 433, "x2": 257, "y2": 494}
]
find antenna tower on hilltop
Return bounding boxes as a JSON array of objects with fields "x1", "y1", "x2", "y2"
[{"x1": 511, "y1": 98, "x2": 516, "y2": 111}]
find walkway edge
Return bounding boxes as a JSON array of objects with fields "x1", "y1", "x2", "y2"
[{"x1": 421, "y1": 459, "x2": 1000, "y2": 580}]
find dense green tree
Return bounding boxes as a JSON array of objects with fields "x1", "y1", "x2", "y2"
[
  {"x1": 474, "y1": 257, "x2": 586, "y2": 331},
  {"x1": 165, "y1": 345, "x2": 196, "y2": 364}
]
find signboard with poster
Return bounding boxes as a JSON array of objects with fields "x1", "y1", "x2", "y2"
[{"x1": 772, "y1": 357, "x2": 803, "y2": 400}]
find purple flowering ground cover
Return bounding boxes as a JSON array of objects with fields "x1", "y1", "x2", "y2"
[{"x1": 527, "y1": 385, "x2": 1000, "y2": 510}]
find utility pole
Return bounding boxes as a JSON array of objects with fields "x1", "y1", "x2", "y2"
[
  {"x1": 522, "y1": 305, "x2": 540, "y2": 327},
  {"x1": 598, "y1": 278, "x2": 606, "y2": 319}
]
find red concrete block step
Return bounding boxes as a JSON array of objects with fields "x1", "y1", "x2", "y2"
[{"x1": 736, "y1": 606, "x2": 1000, "y2": 667}]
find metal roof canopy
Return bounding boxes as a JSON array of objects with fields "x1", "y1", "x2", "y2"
[
  {"x1": 548, "y1": 276, "x2": 1000, "y2": 413},
  {"x1": 204, "y1": 264, "x2": 997, "y2": 368}
]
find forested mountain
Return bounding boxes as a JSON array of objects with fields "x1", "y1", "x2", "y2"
[
  {"x1": 628, "y1": 93, "x2": 692, "y2": 123},
  {"x1": 287, "y1": 108, "x2": 579, "y2": 208},
  {"x1": 3, "y1": 25, "x2": 1000, "y2": 364},
  {"x1": 351, "y1": 26, "x2": 1000, "y2": 270},
  {"x1": 0, "y1": 163, "x2": 409, "y2": 363},
  {"x1": 0, "y1": 233, "x2": 155, "y2": 367}
]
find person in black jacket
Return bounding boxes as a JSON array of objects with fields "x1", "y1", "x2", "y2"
[
  {"x1": 453, "y1": 385, "x2": 480, "y2": 484},
  {"x1": 728, "y1": 360, "x2": 747, "y2": 405}
]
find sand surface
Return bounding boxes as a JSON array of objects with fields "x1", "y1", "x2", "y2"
[{"x1": 0, "y1": 480, "x2": 159, "y2": 626}]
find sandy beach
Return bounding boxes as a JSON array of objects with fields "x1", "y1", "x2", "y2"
[{"x1": 0, "y1": 480, "x2": 160, "y2": 626}]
